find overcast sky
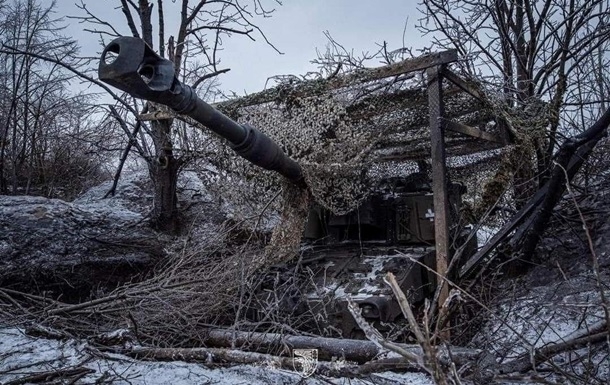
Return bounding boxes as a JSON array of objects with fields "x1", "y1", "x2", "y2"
[{"x1": 55, "y1": 1, "x2": 431, "y2": 96}]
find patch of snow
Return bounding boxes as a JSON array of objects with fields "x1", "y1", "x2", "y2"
[
  {"x1": 476, "y1": 225, "x2": 498, "y2": 248},
  {"x1": 177, "y1": 170, "x2": 213, "y2": 202},
  {"x1": 74, "y1": 171, "x2": 152, "y2": 213},
  {"x1": 74, "y1": 171, "x2": 213, "y2": 216},
  {"x1": 474, "y1": 285, "x2": 607, "y2": 360}
]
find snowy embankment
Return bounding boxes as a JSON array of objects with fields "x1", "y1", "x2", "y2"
[
  {"x1": 0, "y1": 171, "x2": 221, "y2": 295},
  {"x1": 0, "y1": 172, "x2": 161, "y2": 293}
]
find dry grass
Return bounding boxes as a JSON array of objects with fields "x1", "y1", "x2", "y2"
[{"x1": 0, "y1": 218, "x2": 268, "y2": 346}]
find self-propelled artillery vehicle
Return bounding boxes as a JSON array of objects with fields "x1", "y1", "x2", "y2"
[{"x1": 99, "y1": 37, "x2": 504, "y2": 339}]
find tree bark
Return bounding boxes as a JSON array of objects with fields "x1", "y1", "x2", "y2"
[
  {"x1": 202, "y1": 328, "x2": 481, "y2": 365},
  {"x1": 149, "y1": 117, "x2": 181, "y2": 233}
]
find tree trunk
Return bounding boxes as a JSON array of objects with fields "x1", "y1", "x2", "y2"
[
  {"x1": 149, "y1": 116, "x2": 181, "y2": 233},
  {"x1": 202, "y1": 328, "x2": 481, "y2": 365}
]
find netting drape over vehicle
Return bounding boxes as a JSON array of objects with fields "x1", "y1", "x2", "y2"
[{"x1": 215, "y1": 54, "x2": 505, "y2": 219}]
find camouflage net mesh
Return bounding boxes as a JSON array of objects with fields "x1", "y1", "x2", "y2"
[
  {"x1": 209, "y1": 54, "x2": 509, "y2": 264},
  {"x1": 480, "y1": 95, "x2": 551, "y2": 210},
  {"x1": 236, "y1": 93, "x2": 378, "y2": 215}
]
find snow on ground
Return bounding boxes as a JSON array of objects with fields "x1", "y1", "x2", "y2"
[
  {"x1": 0, "y1": 328, "x2": 434, "y2": 385},
  {"x1": 475, "y1": 289, "x2": 604, "y2": 357},
  {"x1": 472, "y1": 273, "x2": 610, "y2": 382},
  {"x1": 74, "y1": 171, "x2": 153, "y2": 214}
]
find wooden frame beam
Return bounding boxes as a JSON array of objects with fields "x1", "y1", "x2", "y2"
[
  {"x1": 427, "y1": 65, "x2": 450, "y2": 313},
  {"x1": 444, "y1": 119, "x2": 506, "y2": 144},
  {"x1": 442, "y1": 69, "x2": 485, "y2": 101}
]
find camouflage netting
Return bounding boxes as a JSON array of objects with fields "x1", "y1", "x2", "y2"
[
  {"x1": 206, "y1": 55, "x2": 513, "y2": 263},
  {"x1": 234, "y1": 93, "x2": 379, "y2": 215}
]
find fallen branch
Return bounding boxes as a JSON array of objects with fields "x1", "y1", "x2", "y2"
[
  {"x1": 2, "y1": 366, "x2": 95, "y2": 385},
  {"x1": 24, "y1": 324, "x2": 69, "y2": 340},
  {"x1": 201, "y1": 328, "x2": 481, "y2": 365},
  {"x1": 499, "y1": 322, "x2": 609, "y2": 374},
  {"x1": 353, "y1": 357, "x2": 423, "y2": 374}
]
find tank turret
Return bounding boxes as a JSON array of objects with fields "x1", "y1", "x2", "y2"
[{"x1": 98, "y1": 36, "x2": 303, "y2": 184}]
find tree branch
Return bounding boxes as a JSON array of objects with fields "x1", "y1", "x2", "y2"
[
  {"x1": 191, "y1": 68, "x2": 230, "y2": 89},
  {"x1": 120, "y1": 0, "x2": 141, "y2": 38}
]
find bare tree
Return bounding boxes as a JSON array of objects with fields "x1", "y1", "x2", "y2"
[
  {"x1": 0, "y1": 0, "x2": 106, "y2": 199},
  {"x1": 418, "y1": 0, "x2": 610, "y2": 204},
  {"x1": 74, "y1": 0, "x2": 281, "y2": 233}
]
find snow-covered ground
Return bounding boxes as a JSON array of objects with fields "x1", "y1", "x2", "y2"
[
  {"x1": 0, "y1": 328, "x2": 434, "y2": 385},
  {"x1": 471, "y1": 263, "x2": 610, "y2": 383}
]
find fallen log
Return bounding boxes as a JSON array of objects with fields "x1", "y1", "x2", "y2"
[
  {"x1": 119, "y1": 345, "x2": 440, "y2": 378},
  {"x1": 120, "y1": 346, "x2": 363, "y2": 377},
  {"x1": 202, "y1": 328, "x2": 481, "y2": 365}
]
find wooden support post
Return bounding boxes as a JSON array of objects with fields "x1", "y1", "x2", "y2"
[{"x1": 427, "y1": 65, "x2": 451, "y2": 324}]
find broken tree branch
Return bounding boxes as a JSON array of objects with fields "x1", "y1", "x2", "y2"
[
  {"x1": 499, "y1": 326, "x2": 609, "y2": 374},
  {"x1": 460, "y1": 106, "x2": 610, "y2": 277}
]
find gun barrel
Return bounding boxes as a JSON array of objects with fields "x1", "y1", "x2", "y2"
[{"x1": 98, "y1": 36, "x2": 303, "y2": 184}]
